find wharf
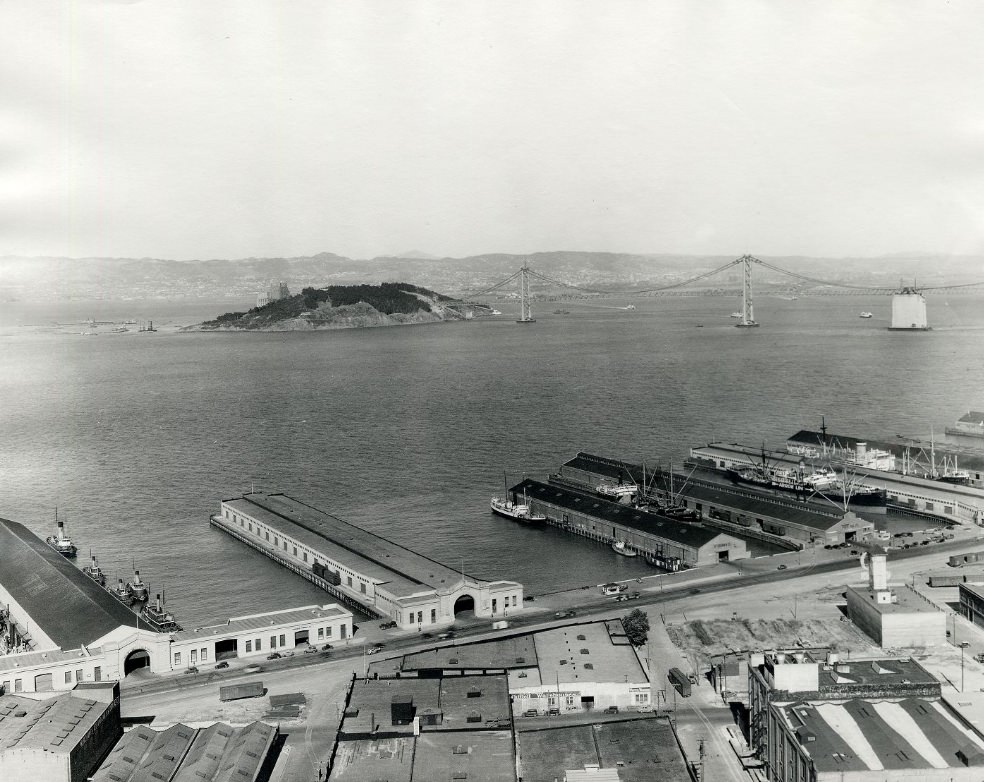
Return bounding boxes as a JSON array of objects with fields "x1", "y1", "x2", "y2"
[{"x1": 209, "y1": 514, "x2": 382, "y2": 618}]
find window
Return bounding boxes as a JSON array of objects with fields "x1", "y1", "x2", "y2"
[
  {"x1": 255, "y1": 638, "x2": 261, "y2": 651},
  {"x1": 75, "y1": 669, "x2": 82, "y2": 682},
  {"x1": 431, "y1": 609, "x2": 437, "y2": 623},
  {"x1": 270, "y1": 636, "x2": 277, "y2": 649},
  {"x1": 64, "y1": 671, "x2": 72, "y2": 684},
  {"x1": 265, "y1": 531, "x2": 269, "y2": 541},
  {"x1": 512, "y1": 595, "x2": 518, "y2": 607},
  {"x1": 318, "y1": 627, "x2": 324, "y2": 639},
  {"x1": 279, "y1": 634, "x2": 285, "y2": 646},
  {"x1": 14, "y1": 679, "x2": 22, "y2": 692},
  {"x1": 190, "y1": 649, "x2": 198, "y2": 664},
  {"x1": 274, "y1": 537, "x2": 278, "y2": 546},
  {"x1": 94, "y1": 667, "x2": 101, "y2": 682},
  {"x1": 347, "y1": 576, "x2": 353, "y2": 587},
  {"x1": 926, "y1": 502, "x2": 935, "y2": 511},
  {"x1": 224, "y1": 509, "x2": 229, "y2": 518},
  {"x1": 200, "y1": 648, "x2": 208, "y2": 661},
  {"x1": 245, "y1": 641, "x2": 252, "y2": 653},
  {"x1": 360, "y1": 582, "x2": 366, "y2": 594},
  {"x1": 303, "y1": 552, "x2": 308, "y2": 562},
  {"x1": 248, "y1": 523, "x2": 252, "y2": 532},
  {"x1": 283, "y1": 541, "x2": 287, "y2": 551},
  {"x1": 293, "y1": 546, "x2": 297, "y2": 556},
  {"x1": 174, "y1": 652, "x2": 182, "y2": 666},
  {"x1": 326, "y1": 626, "x2": 332, "y2": 638},
  {"x1": 417, "y1": 611, "x2": 422, "y2": 624},
  {"x1": 409, "y1": 612, "x2": 415, "y2": 624}
]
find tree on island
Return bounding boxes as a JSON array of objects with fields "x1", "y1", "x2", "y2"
[{"x1": 622, "y1": 608, "x2": 650, "y2": 646}]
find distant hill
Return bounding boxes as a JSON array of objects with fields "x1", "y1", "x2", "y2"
[
  {"x1": 192, "y1": 282, "x2": 469, "y2": 331},
  {"x1": 1, "y1": 250, "x2": 981, "y2": 303}
]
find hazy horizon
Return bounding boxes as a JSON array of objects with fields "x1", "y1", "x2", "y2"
[{"x1": 4, "y1": 2, "x2": 984, "y2": 263}]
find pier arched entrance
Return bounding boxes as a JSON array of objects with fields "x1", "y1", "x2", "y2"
[
  {"x1": 124, "y1": 649, "x2": 151, "y2": 676},
  {"x1": 453, "y1": 594, "x2": 476, "y2": 617}
]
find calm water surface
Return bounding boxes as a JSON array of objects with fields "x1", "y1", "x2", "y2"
[{"x1": 1, "y1": 294, "x2": 983, "y2": 627}]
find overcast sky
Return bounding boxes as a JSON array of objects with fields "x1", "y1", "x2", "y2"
[{"x1": 3, "y1": 1, "x2": 984, "y2": 261}]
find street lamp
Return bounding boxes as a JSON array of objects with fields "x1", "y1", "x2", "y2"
[{"x1": 961, "y1": 642, "x2": 970, "y2": 692}]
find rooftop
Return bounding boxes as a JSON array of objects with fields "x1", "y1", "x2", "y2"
[
  {"x1": 531, "y1": 623, "x2": 648, "y2": 687},
  {"x1": 410, "y1": 731, "x2": 515, "y2": 782},
  {"x1": 0, "y1": 692, "x2": 111, "y2": 753},
  {"x1": 401, "y1": 635, "x2": 538, "y2": 673},
  {"x1": 956, "y1": 411, "x2": 984, "y2": 425},
  {"x1": 0, "y1": 517, "x2": 157, "y2": 648},
  {"x1": 775, "y1": 698, "x2": 984, "y2": 772},
  {"x1": 846, "y1": 583, "x2": 944, "y2": 616},
  {"x1": 512, "y1": 479, "x2": 728, "y2": 549},
  {"x1": 328, "y1": 737, "x2": 413, "y2": 782},
  {"x1": 226, "y1": 494, "x2": 490, "y2": 597},
  {"x1": 173, "y1": 603, "x2": 349, "y2": 642}
]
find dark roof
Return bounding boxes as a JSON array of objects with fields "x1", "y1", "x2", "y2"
[
  {"x1": 512, "y1": 479, "x2": 727, "y2": 548},
  {"x1": 957, "y1": 411, "x2": 984, "y2": 425},
  {"x1": 0, "y1": 517, "x2": 156, "y2": 648}
]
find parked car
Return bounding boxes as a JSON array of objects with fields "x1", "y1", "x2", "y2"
[
  {"x1": 614, "y1": 595, "x2": 629, "y2": 602},
  {"x1": 321, "y1": 643, "x2": 333, "y2": 651},
  {"x1": 777, "y1": 564, "x2": 787, "y2": 570},
  {"x1": 380, "y1": 620, "x2": 398, "y2": 629},
  {"x1": 438, "y1": 631, "x2": 455, "y2": 640},
  {"x1": 266, "y1": 652, "x2": 282, "y2": 660},
  {"x1": 604, "y1": 706, "x2": 619, "y2": 714},
  {"x1": 244, "y1": 664, "x2": 262, "y2": 673},
  {"x1": 304, "y1": 645, "x2": 319, "y2": 654},
  {"x1": 524, "y1": 595, "x2": 535, "y2": 601},
  {"x1": 214, "y1": 661, "x2": 229, "y2": 670},
  {"x1": 185, "y1": 666, "x2": 199, "y2": 674},
  {"x1": 523, "y1": 709, "x2": 539, "y2": 717},
  {"x1": 627, "y1": 592, "x2": 641, "y2": 600},
  {"x1": 548, "y1": 708, "x2": 560, "y2": 716},
  {"x1": 367, "y1": 644, "x2": 384, "y2": 655}
]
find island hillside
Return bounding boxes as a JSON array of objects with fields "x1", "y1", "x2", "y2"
[{"x1": 192, "y1": 283, "x2": 482, "y2": 331}]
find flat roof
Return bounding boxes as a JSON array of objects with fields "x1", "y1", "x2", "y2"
[
  {"x1": 961, "y1": 583, "x2": 984, "y2": 601},
  {"x1": 0, "y1": 517, "x2": 157, "y2": 648},
  {"x1": 846, "y1": 584, "x2": 944, "y2": 616},
  {"x1": 438, "y1": 676, "x2": 511, "y2": 730},
  {"x1": 513, "y1": 479, "x2": 731, "y2": 549},
  {"x1": 344, "y1": 679, "x2": 441, "y2": 737},
  {"x1": 401, "y1": 635, "x2": 538, "y2": 672},
  {"x1": 776, "y1": 698, "x2": 984, "y2": 772},
  {"x1": 411, "y1": 731, "x2": 515, "y2": 782},
  {"x1": 532, "y1": 622, "x2": 648, "y2": 687},
  {"x1": 227, "y1": 494, "x2": 484, "y2": 597},
  {"x1": 173, "y1": 603, "x2": 349, "y2": 642},
  {"x1": 329, "y1": 737, "x2": 414, "y2": 782},
  {"x1": 0, "y1": 692, "x2": 110, "y2": 754}
]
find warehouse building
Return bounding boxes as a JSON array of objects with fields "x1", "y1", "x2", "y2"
[
  {"x1": 0, "y1": 681, "x2": 121, "y2": 782},
  {"x1": 558, "y1": 452, "x2": 874, "y2": 546},
  {"x1": 846, "y1": 551, "x2": 946, "y2": 648},
  {"x1": 512, "y1": 478, "x2": 749, "y2": 566},
  {"x1": 746, "y1": 651, "x2": 984, "y2": 781},
  {"x1": 959, "y1": 582, "x2": 984, "y2": 629},
  {"x1": 215, "y1": 493, "x2": 523, "y2": 630},
  {"x1": 1, "y1": 516, "x2": 353, "y2": 692}
]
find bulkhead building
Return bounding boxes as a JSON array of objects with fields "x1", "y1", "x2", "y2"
[{"x1": 214, "y1": 493, "x2": 523, "y2": 630}]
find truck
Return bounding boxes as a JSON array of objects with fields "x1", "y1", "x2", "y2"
[
  {"x1": 601, "y1": 583, "x2": 627, "y2": 595},
  {"x1": 492, "y1": 620, "x2": 509, "y2": 630},
  {"x1": 219, "y1": 682, "x2": 264, "y2": 702},
  {"x1": 668, "y1": 667, "x2": 692, "y2": 698}
]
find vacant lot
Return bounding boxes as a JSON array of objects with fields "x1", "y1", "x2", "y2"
[
  {"x1": 666, "y1": 617, "x2": 877, "y2": 666},
  {"x1": 519, "y1": 717, "x2": 688, "y2": 782}
]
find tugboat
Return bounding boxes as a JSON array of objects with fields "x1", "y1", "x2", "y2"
[
  {"x1": 490, "y1": 495, "x2": 546, "y2": 524},
  {"x1": 82, "y1": 554, "x2": 106, "y2": 587},
  {"x1": 127, "y1": 569, "x2": 150, "y2": 602},
  {"x1": 141, "y1": 593, "x2": 182, "y2": 633},
  {"x1": 611, "y1": 540, "x2": 638, "y2": 557},
  {"x1": 46, "y1": 513, "x2": 78, "y2": 558},
  {"x1": 111, "y1": 579, "x2": 136, "y2": 606}
]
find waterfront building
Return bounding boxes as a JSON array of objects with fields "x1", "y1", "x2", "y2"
[
  {"x1": 746, "y1": 651, "x2": 984, "y2": 781},
  {"x1": 0, "y1": 515, "x2": 352, "y2": 693},
  {"x1": 214, "y1": 493, "x2": 523, "y2": 629},
  {"x1": 92, "y1": 721, "x2": 277, "y2": 782},
  {"x1": 513, "y1": 478, "x2": 749, "y2": 565},
  {"x1": 0, "y1": 682, "x2": 121, "y2": 782},
  {"x1": 890, "y1": 286, "x2": 929, "y2": 330},
  {"x1": 845, "y1": 550, "x2": 946, "y2": 648},
  {"x1": 959, "y1": 582, "x2": 984, "y2": 629}
]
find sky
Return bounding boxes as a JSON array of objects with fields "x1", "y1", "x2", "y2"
[{"x1": 3, "y1": 1, "x2": 984, "y2": 262}]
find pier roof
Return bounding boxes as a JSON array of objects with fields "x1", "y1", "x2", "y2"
[
  {"x1": 228, "y1": 494, "x2": 484, "y2": 597},
  {"x1": 532, "y1": 623, "x2": 648, "y2": 686},
  {"x1": 511, "y1": 479, "x2": 728, "y2": 549},
  {"x1": 0, "y1": 517, "x2": 156, "y2": 649},
  {"x1": 172, "y1": 603, "x2": 350, "y2": 642},
  {"x1": 788, "y1": 429, "x2": 984, "y2": 473}
]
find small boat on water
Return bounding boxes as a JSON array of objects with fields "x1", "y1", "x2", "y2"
[
  {"x1": 490, "y1": 496, "x2": 546, "y2": 523},
  {"x1": 82, "y1": 554, "x2": 106, "y2": 587},
  {"x1": 730, "y1": 312, "x2": 743, "y2": 319},
  {"x1": 128, "y1": 569, "x2": 150, "y2": 602},
  {"x1": 612, "y1": 540, "x2": 638, "y2": 557},
  {"x1": 141, "y1": 593, "x2": 182, "y2": 633},
  {"x1": 46, "y1": 514, "x2": 77, "y2": 558},
  {"x1": 859, "y1": 312, "x2": 873, "y2": 319},
  {"x1": 111, "y1": 579, "x2": 136, "y2": 606}
]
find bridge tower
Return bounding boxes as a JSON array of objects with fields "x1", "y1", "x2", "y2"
[
  {"x1": 517, "y1": 265, "x2": 535, "y2": 323},
  {"x1": 735, "y1": 255, "x2": 760, "y2": 328}
]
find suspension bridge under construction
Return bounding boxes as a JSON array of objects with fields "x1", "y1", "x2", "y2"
[{"x1": 459, "y1": 254, "x2": 984, "y2": 329}]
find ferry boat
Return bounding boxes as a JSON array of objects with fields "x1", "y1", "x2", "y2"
[
  {"x1": 859, "y1": 312, "x2": 873, "y2": 319},
  {"x1": 127, "y1": 569, "x2": 150, "y2": 601},
  {"x1": 111, "y1": 579, "x2": 136, "y2": 607},
  {"x1": 729, "y1": 312, "x2": 743, "y2": 318},
  {"x1": 141, "y1": 593, "x2": 182, "y2": 633},
  {"x1": 611, "y1": 540, "x2": 638, "y2": 557},
  {"x1": 46, "y1": 516, "x2": 77, "y2": 558},
  {"x1": 490, "y1": 496, "x2": 546, "y2": 523},
  {"x1": 597, "y1": 482, "x2": 638, "y2": 500},
  {"x1": 82, "y1": 554, "x2": 106, "y2": 587}
]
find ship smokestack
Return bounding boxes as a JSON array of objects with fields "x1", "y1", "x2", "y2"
[{"x1": 156, "y1": 594, "x2": 162, "y2": 609}]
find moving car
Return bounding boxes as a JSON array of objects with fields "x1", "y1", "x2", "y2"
[{"x1": 215, "y1": 661, "x2": 229, "y2": 670}]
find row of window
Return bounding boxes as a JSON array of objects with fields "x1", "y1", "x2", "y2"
[
  {"x1": 1, "y1": 665, "x2": 102, "y2": 693},
  {"x1": 174, "y1": 647, "x2": 209, "y2": 666}
]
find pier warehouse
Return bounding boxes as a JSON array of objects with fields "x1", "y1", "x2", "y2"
[
  {"x1": 213, "y1": 493, "x2": 523, "y2": 629},
  {"x1": 511, "y1": 479, "x2": 749, "y2": 565},
  {"x1": 0, "y1": 516, "x2": 352, "y2": 693}
]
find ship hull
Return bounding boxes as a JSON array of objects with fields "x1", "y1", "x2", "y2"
[{"x1": 490, "y1": 504, "x2": 545, "y2": 524}]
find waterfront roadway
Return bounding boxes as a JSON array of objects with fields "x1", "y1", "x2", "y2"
[{"x1": 120, "y1": 534, "x2": 984, "y2": 782}]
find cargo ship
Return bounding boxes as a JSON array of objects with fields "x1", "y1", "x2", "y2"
[{"x1": 727, "y1": 461, "x2": 887, "y2": 507}]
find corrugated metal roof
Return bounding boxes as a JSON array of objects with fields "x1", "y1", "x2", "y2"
[
  {"x1": 511, "y1": 479, "x2": 728, "y2": 548},
  {"x1": 0, "y1": 517, "x2": 156, "y2": 649},
  {"x1": 0, "y1": 692, "x2": 107, "y2": 753}
]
